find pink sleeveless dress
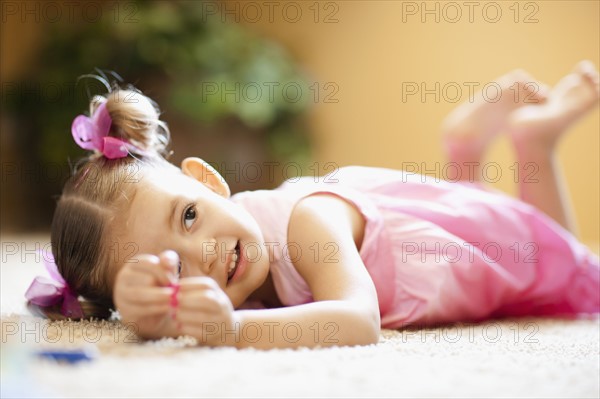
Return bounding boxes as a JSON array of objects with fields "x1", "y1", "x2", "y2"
[{"x1": 231, "y1": 166, "x2": 600, "y2": 328}]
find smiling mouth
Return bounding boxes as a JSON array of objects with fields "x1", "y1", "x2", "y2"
[{"x1": 227, "y1": 241, "x2": 241, "y2": 281}]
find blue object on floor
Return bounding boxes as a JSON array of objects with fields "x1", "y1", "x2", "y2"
[{"x1": 35, "y1": 348, "x2": 96, "y2": 364}]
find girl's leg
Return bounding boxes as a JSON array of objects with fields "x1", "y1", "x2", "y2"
[
  {"x1": 507, "y1": 61, "x2": 600, "y2": 234},
  {"x1": 441, "y1": 70, "x2": 548, "y2": 182}
]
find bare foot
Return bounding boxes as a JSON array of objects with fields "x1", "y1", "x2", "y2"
[
  {"x1": 508, "y1": 60, "x2": 600, "y2": 151},
  {"x1": 442, "y1": 69, "x2": 549, "y2": 161}
]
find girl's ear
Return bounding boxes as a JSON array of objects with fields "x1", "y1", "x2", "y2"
[{"x1": 181, "y1": 157, "x2": 231, "y2": 198}]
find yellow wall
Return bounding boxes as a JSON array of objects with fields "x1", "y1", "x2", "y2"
[
  {"x1": 237, "y1": 0, "x2": 600, "y2": 245},
  {"x1": 3, "y1": 1, "x2": 598, "y2": 245}
]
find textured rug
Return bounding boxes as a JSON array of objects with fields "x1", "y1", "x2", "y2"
[{"x1": 2, "y1": 235, "x2": 599, "y2": 398}]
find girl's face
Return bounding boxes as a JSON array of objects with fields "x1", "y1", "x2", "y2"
[{"x1": 117, "y1": 158, "x2": 270, "y2": 307}]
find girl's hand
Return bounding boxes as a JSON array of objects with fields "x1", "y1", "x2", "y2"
[
  {"x1": 174, "y1": 277, "x2": 240, "y2": 347},
  {"x1": 113, "y1": 251, "x2": 179, "y2": 338}
]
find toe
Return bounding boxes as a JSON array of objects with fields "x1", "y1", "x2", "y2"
[
  {"x1": 522, "y1": 79, "x2": 548, "y2": 104},
  {"x1": 575, "y1": 60, "x2": 598, "y2": 78},
  {"x1": 532, "y1": 81, "x2": 550, "y2": 100},
  {"x1": 499, "y1": 69, "x2": 532, "y2": 88}
]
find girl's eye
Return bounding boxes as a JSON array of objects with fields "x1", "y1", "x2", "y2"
[
  {"x1": 177, "y1": 261, "x2": 182, "y2": 277},
  {"x1": 183, "y1": 205, "x2": 197, "y2": 230}
]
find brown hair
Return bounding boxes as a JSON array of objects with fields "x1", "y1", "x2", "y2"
[{"x1": 32, "y1": 84, "x2": 172, "y2": 320}]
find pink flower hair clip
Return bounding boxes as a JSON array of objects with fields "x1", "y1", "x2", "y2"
[
  {"x1": 25, "y1": 252, "x2": 84, "y2": 319},
  {"x1": 71, "y1": 102, "x2": 133, "y2": 159}
]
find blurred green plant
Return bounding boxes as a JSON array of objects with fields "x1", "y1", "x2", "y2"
[{"x1": 6, "y1": 0, "x2": 311, "y2": 166}]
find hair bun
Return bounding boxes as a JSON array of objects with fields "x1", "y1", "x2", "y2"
[{"x1": 90, "y1": 87, "x2": 170, "y2": 157}]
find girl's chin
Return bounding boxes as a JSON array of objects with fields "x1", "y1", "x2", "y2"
[{"x1": 230, "y1": 262, "x2": 269, "y2": 307}]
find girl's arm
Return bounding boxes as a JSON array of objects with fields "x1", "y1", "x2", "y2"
[{"x1": 229, "y1": 193, "x2": 381, "y2": 349}]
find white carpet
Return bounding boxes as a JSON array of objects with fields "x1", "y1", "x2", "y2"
[{"x1": 2, "y1": 235, "x2": 599, "y2": 398}]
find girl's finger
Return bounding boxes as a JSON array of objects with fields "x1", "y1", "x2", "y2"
[
  {"x1": 118, "y1": 268, "x2": 156, "y2": 287},
  {"x1": 175, "y1": 314, "x2": 230, "y2": 333},
  {"x1": 177, "y1": 290, "x2": 224, "y2": 311},
  {"x1": 122, "y1": 287, "x2": 174, "y2": 305},
  {"x1": 177, "y1": 296, "x2": 223, "y2": 313},
  {"x1": 179, "y1": 323, "x2": 237, "y2": 346},
  {"x1": 176, "y1": 300, "x2": 222, "y2": 319},
  {"x1": 178, "y1": 276, "x2": 220, "y2": 291},
  {"x1": 128, "y1": 256, "x2": 173, "y2": 287},
  {"x1": 121, "y1": 303, "x2": 172, "y2": 319},
  {"x1": 158, "y1": 250, "x2": 179, "y2": 281},
  {"x1": 175, "y1": 308, "x2": 224, "y2": 326}
]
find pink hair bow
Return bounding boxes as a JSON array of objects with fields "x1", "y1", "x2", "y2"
[
  {"x1": 71, "y1": 102, "x2": 130, "y2": 159},
  {"x1": 25, "y1": 252, "x2": 84, "y2": 319}
]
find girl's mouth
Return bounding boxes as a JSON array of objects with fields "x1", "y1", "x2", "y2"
[{"x1": 227, "y1": 241, "x2": 241, "y2": 281}]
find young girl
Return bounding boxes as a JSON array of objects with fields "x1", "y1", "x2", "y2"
[{"x1": 27, "y1": 61, "x2": 600, "y2": 349}]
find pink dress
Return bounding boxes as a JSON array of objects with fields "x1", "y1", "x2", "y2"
[{"x1": 231, "y1": 166, "x2": 600, "y2": 328}]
